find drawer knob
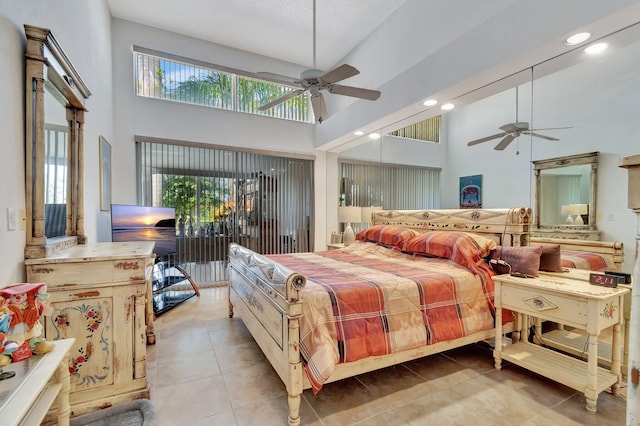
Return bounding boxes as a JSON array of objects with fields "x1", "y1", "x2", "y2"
[{"x1": 523, "y1": 295, "x2": 558, "y2": 312}]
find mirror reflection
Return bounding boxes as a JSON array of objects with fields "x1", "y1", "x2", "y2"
[
  {"x1": 539, "y1": 165, "x2": 591, "y2": 226},
  {"x1": 44, "y1": 84, "x2": 69, "y2": 238}
]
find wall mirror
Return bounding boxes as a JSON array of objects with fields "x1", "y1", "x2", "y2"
[
  {"x1": 24, "y1": 25, "x2": 91, "y2": 258},
  {"x1": 533, "y1": 152, "x2": 599, "y2": 239}
]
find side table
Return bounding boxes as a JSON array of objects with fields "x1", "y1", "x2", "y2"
[
  {"x1": 0, "y1": 338, "x2": 74, "y2": 426},
  {"x1": 493, "y1": 273, "x2": 628, "y2": 413}
]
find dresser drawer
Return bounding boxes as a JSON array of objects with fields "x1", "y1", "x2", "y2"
[{"x1": 501, "y1": 284, "x2": 588, "y2": 327}]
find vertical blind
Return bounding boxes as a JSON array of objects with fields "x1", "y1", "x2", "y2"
[
  {"x1": 137, "y1": 139, "x2": 314, "y2": 284},
  {"x1": 340, "y1": 160, "x2": 441, "y2": 210}
]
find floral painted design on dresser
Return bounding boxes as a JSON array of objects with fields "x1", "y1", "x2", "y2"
[
  {"x1": 49, "y1": 300, "x2": 112, "y2": 387},
  {"x1": 601, "y1": 302, "x2": 618, "y2": 319}
]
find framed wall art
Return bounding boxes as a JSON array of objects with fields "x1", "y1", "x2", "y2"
[
  {"x1": 99, "y1": 136, "x2": 112, "y2": 211},
  {"x1": 460, "y1": 174, "x2": 482, "y2": 208}
]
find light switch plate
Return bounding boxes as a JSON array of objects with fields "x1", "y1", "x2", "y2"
[{"x1": 7, "y1": 208, "x2": 17, "y2": 231}]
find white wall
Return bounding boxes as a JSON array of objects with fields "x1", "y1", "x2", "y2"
[{"x1": 0, "y1": 1, "x2": 112, "y2": 283}]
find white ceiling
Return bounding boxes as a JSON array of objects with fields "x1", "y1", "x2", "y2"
[{"x1": 106, "y1": 0, "x2": 407, "y2": 70}]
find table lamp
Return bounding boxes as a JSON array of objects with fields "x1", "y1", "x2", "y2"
[
  {"x1": 561, "y1": 204, "x2": 574, "y2": 224},
  {"x1": 338, "y1": 206, "x2": 362, "y2": 246}
]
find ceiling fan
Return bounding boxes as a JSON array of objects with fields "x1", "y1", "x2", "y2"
[
  {"x1": 256, "y1": 0, "x2": 381, "y2": 123},
  {"x1": 467, "y1": 86, "x2": 571, "y2": 151}
]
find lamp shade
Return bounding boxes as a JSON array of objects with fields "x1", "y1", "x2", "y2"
[
  {"x1": 360, "y1": 207, "x2": 374, "y2": 224},
  {"x1": 338, "y1": 206, "x2": 362, "y2": 224},
  {"x1": 570, "y1": 203, "x2": 588, "y2": 224},
  {"x1": 561, "y1": 204, "x2": 572, "y2": 216},
  {"x1": 573, "y1": 204, "x2": 589, "y2": 215}
]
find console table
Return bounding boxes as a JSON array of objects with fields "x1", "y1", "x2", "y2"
[
  {"x1": 494, "y1": 273, "x2": 628, "y2": 413},
  {"x1": 0, "y1": 338, "x2": 74, "y2": 426}
]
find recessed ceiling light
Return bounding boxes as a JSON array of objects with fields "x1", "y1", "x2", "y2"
[
  {"x1": 354, "y1": 131, "x2": 364, "y2": 136},
  {"x1": 565, "y1": 32, "x2": 591, "y2": 45},
  {"x1": 369, "y1": 133, "x2": 381, "y2": 140},
  {"x1": 423, "y1": 99, "x2": 438, "y2": 107},
  {"x1": 441, "y1": 103, "x2": 455, "y2": 111},
  {"x1": 585, "y1": 42, "x2": 608, "y2": 55}
]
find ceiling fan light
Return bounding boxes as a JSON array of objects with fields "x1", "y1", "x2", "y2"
[
  {"x1": 441, "y1": 103, "x2": 455, "y2": 111},
  {"x1": 423, "y1": 99, "x2": 438, "y2": 107},
  {"x1": 584, "y1": 42, "x2": 608, "y2": 55},
  {"x1": 565, "y1": 32, "x2": 591, "y2": 45}
]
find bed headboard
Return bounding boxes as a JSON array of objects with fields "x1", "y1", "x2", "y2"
[{"x1": 372, "y1": 208, "x2": 532, "y2": 247}]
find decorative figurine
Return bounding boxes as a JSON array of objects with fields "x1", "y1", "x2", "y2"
[{"x1": 0, "y1": 283, "x2": 53, "y2": 365}]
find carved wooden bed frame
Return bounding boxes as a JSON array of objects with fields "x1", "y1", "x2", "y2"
[{"x1": 227, "y1": 207, "x2": 531, "y2": 425}]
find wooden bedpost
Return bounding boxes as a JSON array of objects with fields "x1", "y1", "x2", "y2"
[
  {"x1": 620, "y1": 155, "x2": 640, "y2": 425},
  {"x1": 285, "y1": 272, "x2": 306, "y2": 426}
]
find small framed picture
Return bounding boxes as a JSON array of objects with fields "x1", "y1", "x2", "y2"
[
  {"x1": 99, "y1": 136, "x2": 112, "y2": 211},
  {"x1": 460, "y1": 175, "x2": 482, "y2": 209}
]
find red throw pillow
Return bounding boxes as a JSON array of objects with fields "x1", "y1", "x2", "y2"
[
  {"x1": 399, "y1": 231, "x2": 493, "y2": 273},
  {"x1": 355, "y1": 225, "x2": 418, "y2": 248}
]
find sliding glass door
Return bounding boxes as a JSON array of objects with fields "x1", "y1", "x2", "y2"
[{"x1": 137, "y1": 139, "x2": 314, "y2": 284}]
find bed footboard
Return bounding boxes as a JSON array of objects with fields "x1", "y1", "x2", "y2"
[{"x1": 227, "y1": 243, "x2": 306, "y2": 426}]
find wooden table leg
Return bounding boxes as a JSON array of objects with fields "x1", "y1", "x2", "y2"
[
  {"x1": 585, "y1": 332, "x2": 599, "y2": 412},
  {"x1": 611, "y1": 311, "x2": 622, "y2": 395},
  {"x1": 494, "y1": 281, "x2": 503, "y2": 370},
  {"x1": 55, "y1": 357, "x2": 71, "y2": 426}
]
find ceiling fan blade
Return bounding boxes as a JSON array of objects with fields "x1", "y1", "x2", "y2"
[
  {"x1": 328, "y1": 84, "x2": 381, "y2": 100},
  {"x1": 319, "y1": 64, "x2": 360, "y2": 84},
  {"x1": 258, "y1": 89, "x2": 305, "y2": 111},
  {"x1": 494, "y1": 134, "x2": 516, "y2": 150},
  {"x1": 311, "y1": 92, "x2": 328, "y2": 123},
  {"x1": 467, "y1": 132, "x2": 507, "y2": 146},
  {"x1": 525, "y1": 132, "x2": 560, "y2": 141},
  {"x1": 529, "y1": 126, "x2": 573, "y2": 131},
  {"x1": 499, "y1": 122, "x2": 529, "y2": 132},
  {"x1": 255, "y1": 71, "x2": 301, "y2": 87}
]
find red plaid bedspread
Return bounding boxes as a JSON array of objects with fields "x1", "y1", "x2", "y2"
[
  {"x1": 267, "y1": 241, "x2": 498, "y2": 393},
  {"x1": 561, "y1": 249, "x2": 610, "y2": 272}
]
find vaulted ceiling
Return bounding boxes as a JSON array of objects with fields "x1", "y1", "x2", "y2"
[{"x1": 106, "y1": 0, "x2": 407, "y2": 71}]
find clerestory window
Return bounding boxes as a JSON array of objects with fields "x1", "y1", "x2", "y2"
[{"x1": 133, "y1": 47, "x2": 310, "y2": 123}]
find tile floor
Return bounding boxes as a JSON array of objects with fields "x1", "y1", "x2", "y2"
[{"x1": 147, "y1": 286, "x2": 627, "y2": 425}]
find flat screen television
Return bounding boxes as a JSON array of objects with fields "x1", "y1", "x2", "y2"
[{"x1": 111, "y1": 204, "x2": 176, "y2": 258}]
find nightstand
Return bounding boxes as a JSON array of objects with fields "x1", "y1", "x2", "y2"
[
  {"x1": 326, "y1": 243, "x2": 345, "y2": 250},
  {"x1": 493, "y1": 273, "x2": 628, "y2": 413}
]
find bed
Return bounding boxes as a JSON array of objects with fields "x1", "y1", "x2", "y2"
[
  {"x1": 529, "y1": 236, "x2": 629, "y2": 373},
  {"x1": 228, "y1": 207, "x2": 531, "y2": 425}
]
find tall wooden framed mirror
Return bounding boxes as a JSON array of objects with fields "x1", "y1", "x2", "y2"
[
  {"x1": 24, "y1": 25, "x2": 91, "y2": 258},
  {"x1": 532, "y1": 152, "x2": 599, "y2": 240}
]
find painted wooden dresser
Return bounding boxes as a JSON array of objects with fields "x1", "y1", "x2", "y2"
[{"x1": 25, "y1": 242, "x2": 155, "y2": 421}]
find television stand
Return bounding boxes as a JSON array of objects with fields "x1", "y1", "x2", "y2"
[{"x1": 152, "y1": 260, "x2": 200, "y2": 315}]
